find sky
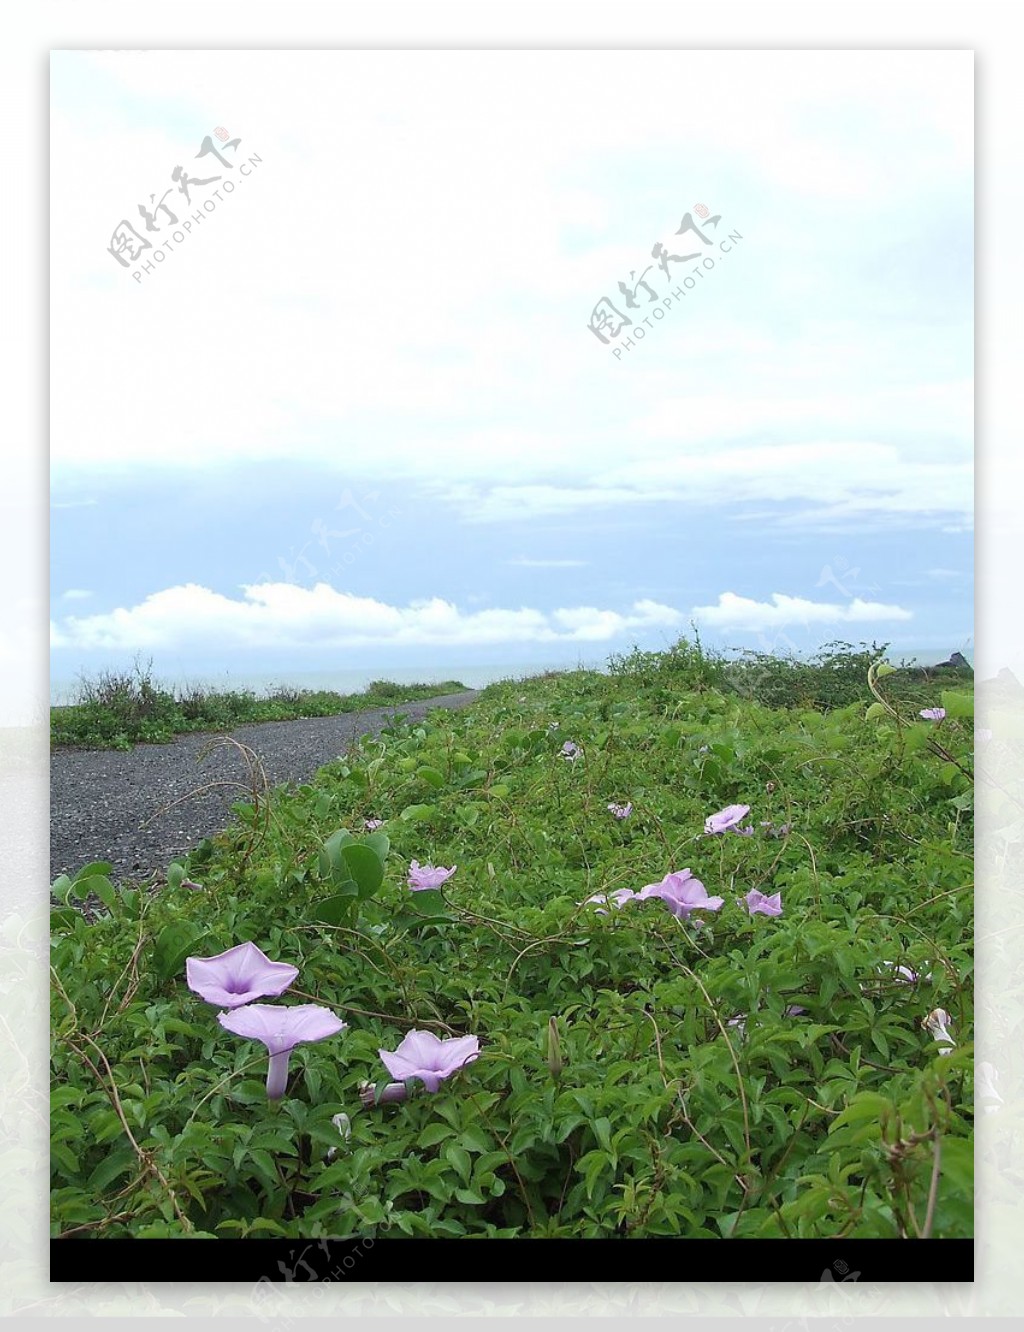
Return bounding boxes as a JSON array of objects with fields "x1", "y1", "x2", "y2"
[{"x1": 49, "y1": 48, "x2": 974, "y2": 696}]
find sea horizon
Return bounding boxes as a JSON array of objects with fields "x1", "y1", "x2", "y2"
[{"x1": 48, "y1": 643, "x2": 968, "y2": 707}]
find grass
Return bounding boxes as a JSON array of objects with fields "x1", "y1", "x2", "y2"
[
  {"x1": 50, "y1": 638, "x2": 974, "y2": 1241},
  {"x1": 50, "y1": 658, "x2": 469, "y2": 750}
]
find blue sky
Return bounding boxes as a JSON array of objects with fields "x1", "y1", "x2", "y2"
[{"x1": 50, "y1": 49, "x2": 973, "y2": 691}]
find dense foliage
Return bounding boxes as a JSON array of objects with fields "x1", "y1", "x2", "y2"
[
  {"x1": 50, "y1": 642, "x2": 974, "y2": 1239},
  {"x1": 50, "y1": 658, "x2": 467, "y2": 750}
]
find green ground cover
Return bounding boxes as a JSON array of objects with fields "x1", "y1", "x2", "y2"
[
  {"x1": 50, "y1": 641, "x2": 974, "y2": 1239},
  {"x1": 50, "y1": 659, "x2": 468, "y2": 750}
]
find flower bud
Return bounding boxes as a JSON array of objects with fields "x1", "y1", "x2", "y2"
[{"x1": 546, "y1": 1016, "x2": 563, "y2": 1079}]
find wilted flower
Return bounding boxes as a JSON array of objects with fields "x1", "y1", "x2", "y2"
[
  {"x1": 364, "y1": 818, "x2": 384, "y2": 831},
  {"x1": 740, "y1": 888, "x2": 783, "y2": 917},
  {"x1": 378, "y1": 1029, "x2": 481, "y2": 1092},
  {"x1": 638, "y1": 869, "x2": 724, "y2": 921},
  {"x1": 919, "y1": 708, "x2": 946, "y2": 721},
  {"x1": 185, "y1": 942, "x2": 299, "y2": 1009},
  {"x1": 359, "y1": 1079, "x2": 409, "y2": 1107},
  {"x1": 879, "y1": 961, "x2": 927, "y2": 984},
  {"x1": 607, "y1": 802, "x2": 633, "y2": 820},
  {"x1": 582, "y1": 887, "x2": 636, "y2": 914},
  {"x1": 326, "y1": 1112, "x2": 352, "y2": 1161},
  {"x1": 407, "y1": 860, "x2": 456, "y2": 891},
  {"x1": 922, "y1": 1007, "x2": 956, "y2": 1055},
  {"x1": 181, "y1": 878, "x2": 204, "y2": 891},
  {"x1": 704, "y1": 804, "x2": 751, "y2": 836},
  {"x1": 218, "y1": 1003, "x2": 347, "y2": 1100},
  {"x1": 547, "y1": 721, "x2": 560, "y2": 730},
  {"x1": 560, "y1": 740, "x2": 581, "y2": 761}
]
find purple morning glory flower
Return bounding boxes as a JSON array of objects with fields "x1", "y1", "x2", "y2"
[
  {"x1": 218, "y1": 1003, "x2": 347, "y2": 1099},
  {"x1": 560, "y1": 740, "x2": 581, "y2": 761},
  {"x1": 919, "y1": 708, "x2": 946, "y2": 721},
  {"x1": 607, "y1": 802, "x2": 633, "y2": 820},
  {"x1": 364, "y1": 818, "x2": 384, "y2": 831},
  {"x1": 582, "y1": 887, "x2": 636, "y2": 914},
  {"x1": 358, "y1": 1080, "x2": 409, "y2": 1107},
  {"x1": 407, "y1": 860, "x2": 457, "y2": 891},
  {"x1": 739, "y1": 888, "x2": 783, "y2": 917},
  {"x1": 704, "y1": 804, "x2": 751, "y2": 836},
  {"x1": 378, "y1": 1029, "x2": 481, "y2": 1093},
  {"x1": 185, "y1": 942, "x2": 299, "y2": 1009},
  {"x1": 637, "y1": 869, "x2": 724, "y2": 920}
]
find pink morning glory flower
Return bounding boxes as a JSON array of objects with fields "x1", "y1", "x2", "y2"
[
  {"x1": 637, "y1": 869, "x2": 724, "y2": 920},
  {"x1": 378, "y1": 1029, "x2": 481, "y2": 1093},
  {"x1": 704, "y1": 804, "x2": 751, "y2": 836},
  {"x1": 185, "y1": 942, "x2": 299, "y2": 1009},
  {"x1": 919, "y1": 708, "x2": 946, "y2": 721},
  {"x1": 218, "y1": 1003, "x2": 347, "y2": 1099},
  {"x1": 607, "y1": 802, "x2": 633, "y2": 820},
  {"x1": 560, "y1": 740, "x2": 581, "y2": 760},
  {"x1": 740, "y1": 889, "x2": 783, "y2": 917},
  {"x1": 364, "y1": 818, "x2": 384, "y2": 831},
  {"x1": 407, "y1": 860, "x2": 457, "y2": 891},
  {"x1": 582, "y1": 887, "x2": 636, "y2": 914}
]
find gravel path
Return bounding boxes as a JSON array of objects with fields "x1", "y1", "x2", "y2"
[{"x1": 50, "y1": 691, "x2": 480, "y2": 886}]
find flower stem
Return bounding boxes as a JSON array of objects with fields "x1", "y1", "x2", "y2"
[{"x1": 266, "y1": 1050, "x2": 291, "y2": 1100}]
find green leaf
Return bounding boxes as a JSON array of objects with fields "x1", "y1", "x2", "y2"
[
  {"x1": 416, "y1": 766, "x2": 445, "y2": 789},
  {"x1": 50, "y1": 1141, "x2": 80, "y2": 1177},
  {"x1": 363, "y1": 831, "x2": 390, "y2": 861},
  {"x1": 152, "y1": 921, "x2": 205, "y2": 984},
  {"x1": 418, "y1": 1123, "x2": 454, "y2": 1149},
  {"x1": 941, "y1": 690, "x2": 974, "y2": 721},
  {"x1": 444, "y1": 1144, "x2": 472, "y2": 1183},
  {"x1": 88, "y1": 1144, "x2": 137, "y2": 1193},
  {"x1": 400, "y1": 803, "x2": 437, "y2": 823},
  {"x1": 875, "y1": 662, "x2": 898, "y2": 678},
  {"x1": 338, "y1": 843, "x2": 384, "y2": 900},
  {"x1": 592, "y1": 1117, "x2": 613, "y2": 1154},
  {"x1": 69, "y1": 874, "x2": 117, "y2": 910},
  {"x1": 315, "y1": 894, "x2": 356, "y2": 926},
  {"x1": 865, "y1": 702, "x2": 888, "y2": 721},
  {"x1": 73, "y1": 860, "x2": 114, "y2": 882},
  {"x1": 939, "y1": 1136, "x2": 974, "y2": 1196}
]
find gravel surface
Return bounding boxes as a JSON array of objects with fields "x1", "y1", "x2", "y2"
[{"x1": 50, "y1": 691, "x2": 480, "y2": 887}]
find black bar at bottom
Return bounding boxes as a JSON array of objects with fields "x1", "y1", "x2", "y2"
[{"x1": 50, "y1": 1238, "x2": 973, "y2": 1284}]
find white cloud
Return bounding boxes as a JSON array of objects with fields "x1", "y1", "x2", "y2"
[
  {"x1": 50, "y1": 582, "x2": 686, "y2": 652},
  {"x1": 438, "y1": 437, "x2": 972, "y2": 526},
  {"x1": 691, "y1": 591, "x2": 913, "y2": 633}
]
